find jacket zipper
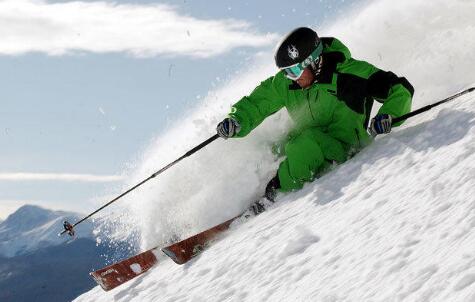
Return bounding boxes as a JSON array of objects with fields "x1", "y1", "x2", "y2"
[{"x1": 306, "y1": 89, "x2": 316, "y2": 120}]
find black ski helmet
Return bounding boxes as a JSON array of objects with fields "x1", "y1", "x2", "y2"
[{"x1": 274, "y1": 27, "x2": 321, "y2": 68}]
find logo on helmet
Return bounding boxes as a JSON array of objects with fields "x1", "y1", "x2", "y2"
[{"x1": 287, "y1": 45, "x2": 299, "y2": 60}]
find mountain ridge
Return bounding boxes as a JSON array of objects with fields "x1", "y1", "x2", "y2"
[{"x1": 0, "y1": 204, "x2": 94, "y2": 257}]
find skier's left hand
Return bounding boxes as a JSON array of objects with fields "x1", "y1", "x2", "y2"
[
  {"x1": 217, "y1": 117, "x2": 240, "y2": 139},
  {"x1": 370, "y1": 113, "x2": 392, "y2": 136}
]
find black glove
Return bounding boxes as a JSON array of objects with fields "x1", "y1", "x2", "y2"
[
  {"x1": 216, "y1": 117, "x2": 240, "y2": 139},
  {"x1": 370, "y1": 113, "x2": 393, "y2": 136}
]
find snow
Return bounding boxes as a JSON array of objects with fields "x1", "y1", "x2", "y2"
[{"x1": 75, "y1": 0, "x2": 475, "y2": 301}]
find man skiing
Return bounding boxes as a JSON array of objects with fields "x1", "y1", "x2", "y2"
[{"x1": 216, "y1": 27, "x2": 414, "y2": 212}]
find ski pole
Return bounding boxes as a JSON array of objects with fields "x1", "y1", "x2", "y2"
[
  {"x1": 60, "y1": 134, "x2": 220, "y2": 236},
  {"x1": 392, "y1": 87, "x2": 475, "y2": 124}
]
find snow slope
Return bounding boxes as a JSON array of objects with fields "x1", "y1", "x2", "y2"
[{"x1": 76, "y1": 0, "x2": 475, "y2": 301}]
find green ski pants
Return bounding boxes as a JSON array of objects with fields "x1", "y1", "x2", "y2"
[{"x1": 277, "y1": 127, "x2": 349, "y2": 192}]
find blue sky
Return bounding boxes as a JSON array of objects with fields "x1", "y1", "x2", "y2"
[{"x1": 0, "y1": 0, "x2": 363, "y2": 219}]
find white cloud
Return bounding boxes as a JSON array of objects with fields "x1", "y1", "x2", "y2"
[
  {"x1": 0, "y1": 0, "x2": 277, "y2": 57},
  {"x1": 0, "y1": 172, "x2": 124, "y2": 182}
]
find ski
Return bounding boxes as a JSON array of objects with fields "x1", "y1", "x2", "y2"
[
  {"x1": 161, "y1": 214, "x2": 243, "y2": 264},
  {"x1": 90, "y1": 248, "x2": 160, "y2": 291},
  {"x1": 90, "y1": 206, "x2": 257, "y2": 291}
]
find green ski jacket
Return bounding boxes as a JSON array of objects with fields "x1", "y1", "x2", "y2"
[{"x1": 229, "y1": 37, "x2": 414, "y2": 150}]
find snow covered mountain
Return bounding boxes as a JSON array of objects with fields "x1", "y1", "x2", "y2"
[
  {"x1": 0, "y1": 205, "x2": 94, "y2": 257},
  {"x1": 75, "y1": 0, "x2": 475, "y2": 301},
  {"x1": 0, "y1": 205, "x2": 131, "y2": 302}
]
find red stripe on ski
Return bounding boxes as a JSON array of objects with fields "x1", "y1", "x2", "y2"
[
  {"x1": 90, "y1": 249, "x2": 159, "y2": 291},
  {"x1": 161, "y1": 214, "x2": 241, "y2": 264}
]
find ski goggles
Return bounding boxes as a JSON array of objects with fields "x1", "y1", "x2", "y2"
[{"x1": 280, "y1": 42, "x2": 323, "y2": 80}]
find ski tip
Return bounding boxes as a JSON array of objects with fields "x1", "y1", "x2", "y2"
[
  {"x1": 90, "y1": 271, "x2": 111, "y2": 291},
  {"x1": 90, "y1": 250, "x2": 159, "y2": 291}
]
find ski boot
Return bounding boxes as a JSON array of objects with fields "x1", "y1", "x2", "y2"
[{"x1": 250, "y1": 175, "x2": 281, "y2": 215}]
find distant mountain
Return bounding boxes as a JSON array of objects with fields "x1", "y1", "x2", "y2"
[
  {"x1": 0, "y1": 238, "x2": 109, "y2": 302},
  {"x1": 0, "y1": 205, "x2": 94, "y2": 258},
  {"x1": 0, "y1": 205, "x2": 132, "y2": 302}
]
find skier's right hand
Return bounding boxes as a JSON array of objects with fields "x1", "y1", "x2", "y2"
[
  {"x1": 216, "y1": 117, "x2": 240, "y2": 139},
  {"x1": 369, "y1": 113, "x2": 392, "y2": 136}
]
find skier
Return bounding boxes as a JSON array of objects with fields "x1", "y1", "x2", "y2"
[{"x1": 216, "y1": 27, "x2": 414, "y2": 213}]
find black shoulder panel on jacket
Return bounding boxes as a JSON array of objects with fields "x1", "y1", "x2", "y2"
[
  {"x1": 320, "y1": 37, "x2": 335, "y2": 48},
  {"x1": 323, "y1": 51, "x2": 346, "y2": 65},
  {"x1": 367, "y1": 70, "x2": 415, "y2": 100},
  {"x1": 315, "y1": 52, "x2": 346, "y2": 84},
  {"x1": 398, "y1": 77, "x2": 415, "y2": 96},
  {"x1": 336, "y1": 73, "x2": 368, "y2": 114}
]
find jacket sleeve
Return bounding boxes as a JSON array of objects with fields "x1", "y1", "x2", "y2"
[
  {"x1": 367, "y1": 69, "x2": 414, "y2": 126},
  {"x1": 229, "y1": 74, "x2": 286, "y2": 137},
  {"x1": 338, "y1": 58, "x2": 414, "y2": 127}
]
